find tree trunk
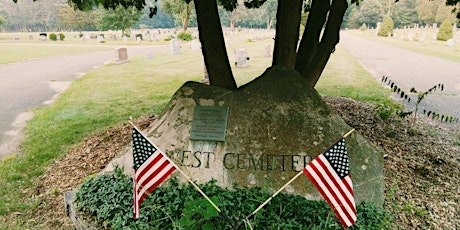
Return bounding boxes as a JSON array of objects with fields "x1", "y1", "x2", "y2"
[
  {"x1": 304, "y1": 0, "x2": 348, "y2": 87},
  {"x1": 194, "y1": 0, "x2": 237, "y2": 90},
  {"x1": 272, "y1": 0, "x2": 302, "y2": 68},
  {"x1": 295, "y1": 0, "x2": 330, "y2": 78}
]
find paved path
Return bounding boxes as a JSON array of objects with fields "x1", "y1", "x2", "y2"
[
  {"x1": 0, "y1": 45, "x2": 166, "y2": 158},
  {"x1": 340, "y1": 31, "x2": 460, "y2": 120}
]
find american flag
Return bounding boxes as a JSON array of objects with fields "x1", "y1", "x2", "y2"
[
  {"x1": 132, "y1": 127, "x2": 176, "y2": 219},
  {"x1": 303, "y1": 138, "x2": 357, "y2": 228}
]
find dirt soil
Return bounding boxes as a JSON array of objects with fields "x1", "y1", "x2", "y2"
[{"x1": 19, "y1": 97, "x2": 460, "y2": 229}]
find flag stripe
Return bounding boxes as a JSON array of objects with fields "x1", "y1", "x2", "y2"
[
  {"x1": 136, "y1": 153, "x2": 168, "y2": 188},
  {"x1": 304, "y1": 163, "x2": 354, "y2": 227},
  {"x1": 136, "y1": 162, "x2": 176, "y2": 202},
  {"x1": 132, "y1": 127, "x2": 176, "y2": 219},
  {"x1": 302, "y1": 138, "x2": 357, "y2": 228},
  {"x1": 310, "y1": 157, "x2": 356, "y2": 224},
  {"x1": 316, "y1": 156, "x2": 356, "y2": 214}
]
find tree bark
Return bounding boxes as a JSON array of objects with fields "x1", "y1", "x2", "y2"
[
  {"x1": 305, "y1": 0, "x2": 347, "y2": 87},
  {"x1": 295, "y1": 0, "x2": 330, "y2": 78},
  {"x1": 272, "y1": 0, "x2": 302, "y2": 68},
  {"x1": 194, "y1": 0, "x2": 237, "y2": 90}
]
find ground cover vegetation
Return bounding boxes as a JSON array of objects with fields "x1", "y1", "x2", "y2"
[{"x1": 74, "y1": 167, "x2": 392, "y2": 229}]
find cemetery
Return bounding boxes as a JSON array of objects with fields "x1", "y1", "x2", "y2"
[{"x1": 0, "y1": 0, "x2": 459, "y2": 229}]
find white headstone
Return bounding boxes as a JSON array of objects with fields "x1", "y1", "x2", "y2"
[
  {"x1": 408, "y1": 33, "x2": 414, "y2": 41},
  {"x1": 433, "y1": 23, "x2": 437, "y2": 30},
  {"x1": 97, "y1": 35, "x2": 104, "y2": 43},
  {"x1": 190, "y1": 39, "x2": 201, "y2": 51},
  {"x1": 170, "y1": 39, "x2": 181, "y2": 55},
  {"x1": 235, "y1": 49, "x2": 249, "y2": 68},
  {"x1": 446, "y1": 39, "x2": 455, "y2": 47}
]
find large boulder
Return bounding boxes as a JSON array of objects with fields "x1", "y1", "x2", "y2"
[{"x1": 107, "y1": 66, "x2": 384, "y2": 204}]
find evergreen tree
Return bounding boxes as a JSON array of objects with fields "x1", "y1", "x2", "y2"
[
  {"x1": 437, "y1": 18, "x2": 453, "y2": 41},
  {"x1": 378, "y1": 16, "x2": 394, "y2": 37}
]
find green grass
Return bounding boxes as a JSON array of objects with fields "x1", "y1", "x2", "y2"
[
  {"x1": 0, "y1": 34, "x2": 393, "y2": 228},
  {"x1": 349, "y1": 29, "x2": 460, "y2": 63},
  {"x1": 0, "y1": 43, "x2": 111, "y2": 64},
  {"x1": 317, "y1": 44, "x2": 394, "y2": 105}
]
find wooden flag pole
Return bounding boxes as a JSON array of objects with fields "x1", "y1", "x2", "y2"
[
  {"x1": 237, "y1": 128, "x2": 356, "y2": 228},
  {"x1": 129, "y1": 121, "x2": 222, "y2": 213}
]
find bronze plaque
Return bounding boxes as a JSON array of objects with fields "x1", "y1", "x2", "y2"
[{"x1": 190, "y1": 106, "x2": 229, "y2": 141}]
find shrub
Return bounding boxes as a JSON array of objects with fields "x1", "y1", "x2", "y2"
[
  {"x1": 378, "y1": 17, "x2": 394, "y2": 37},
  {"x1": 436, "y1": 19, "x2": 453, "y2": 41},
  {"x1": 58, "y1": 33, "x2": 65, "y2": 41},
  {"x1": 49, "y1": 33, "x2": 57, "y2": 41},
  {"x1": 360, "y1": 23, "x2": 367, "y2": 31},
  {"x1": 75, "y1": 166, "x2": 394, "y2": 229},
  {"x1": 177, "y1": 31, "x2": 193, "y2": 41}
]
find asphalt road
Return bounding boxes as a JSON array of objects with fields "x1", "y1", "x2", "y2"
[
  {"x1": 0, "y1": 46, "x2": 165, "y2": 158},
  {"x1": 339, "y1": 31, "x2": 460, "y2": 120}
]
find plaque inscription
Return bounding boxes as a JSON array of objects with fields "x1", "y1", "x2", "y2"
[{"x1": 190, "y1": 106, "x2": 229, "y2": 141}]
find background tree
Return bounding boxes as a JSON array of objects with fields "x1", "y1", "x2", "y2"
[
  {"x1": 162, "y1": 0, "x2": 194, "y2": 31},
  {"x1": 392, "y1": 0, "x2": 418, "y2": 27},
  {"x1": 435, "y1": 1, "x2": 458, "y2": 23},
  {"x1": 2, "y1": 0, "x2": 60, "y2": 31},
  {"x1": 0, "y1": 13, "x2": 6, "y2": 28},
  {"x1": 415, "y1": 0, "x2": 438, "y2": 25},
  {"x1": 259, "y1": 0, "x2": 277, "y2": 29},
  {"x1": 357, "y1": 0, "x2": 385, "y2": 28},
  {"x1": 135, "y1": 4, "x2": 175, "y2": 29},
  {"x1": 221, "y1": 0, "x2": 249, "y2": 31},
  {"x1": 57, "y1": 6, "x2": 96, "y2": 32},
  {"x1": 96, "y1": 5, "x2": 142, "y2": 37}
]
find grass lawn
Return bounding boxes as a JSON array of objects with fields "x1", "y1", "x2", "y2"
[{"x1": 0, "y1": 34, "x2": 392, "y2": 228}]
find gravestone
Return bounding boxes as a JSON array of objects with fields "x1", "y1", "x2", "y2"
[
  {"x1": 407, "y1": 33, "x2": 414, "y2": 41},
  {"x1": 264, "y1": 44, "x2": 271, "y2": 58},
  {"x1": 105, "y1": 66, "x2": 384, "y2": 205},
  {"x1": 96, "y1": 35, "x2": 104, "y2": 43},
  {"x1": 446, "y1": 39, "x2": 454, "y2": 47},
  {"x1": 12, "y1": 35, "x2": 19, "y2": 40},
  {"x1": 39, "y1": 33, "x2": 47, "y2": 41},
  {"x1": 234, "y1": 48, "x2": 249, "y2": 67},
  {"x1": 28, "y1": 35, "x2": 33, "y2": 40},
  {"x1": 201, "y1": 66, "x2": 209, "y2": 84},
  {"x1": 114, "y1": 48, "x2": 129, "y2": 64},
  {"x1": 170, "y1": 39, "x2": 181, "y2": 55},
  {"x1": 190, "y1": 39, "x2": 201, "y2": 51},
  {"x1": 433, "y1": 23, "x2": 437, "y2": 30}
]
